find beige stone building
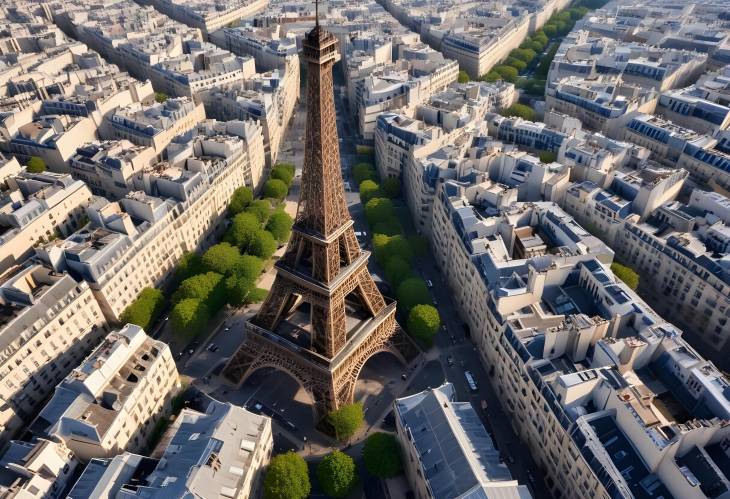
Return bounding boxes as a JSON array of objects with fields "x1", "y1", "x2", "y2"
[
  {"x1": 32, "y1": 324, "x2": 179, "y2": 462},
  {"x1": 104, "y1": 98, "x2": 207, "y2": 155},
  {"x1": 0, "y1": 264, "x2": 108, "y2": 446},
  {"x1": 0, "y1": 439, "x2": 79, "y2": 498},
  {"x1": 67, "y1": 397, "x2": 272, "y2": 498},
  {"x1": 39, "y1": 122, "x2": 264, "y2": 322},
  {"x1": 0, "y1": 171, "x2": 93, "y2": 273}
]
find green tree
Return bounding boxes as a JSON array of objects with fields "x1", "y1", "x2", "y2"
[
  {"x1": 373, "y1": 217, "x2": 401, "y2": 236},
  {"x1": 505, "y1": 57, "x2": 527, "y2": 72},
  {"x1": 407, "y1": 304, "x2": 441, "y2": 346},
  {"x1": 263, "y1": 452, "x2": 310, "y2": 499},
  {"x1": 539, "y1": 151, "x2": 557, "y2": 163},
  {"x1": 457, "y1": 70, "x2": 470, "y2": 83},
  {"x1": 382, "y1": 177, "x2": 401, "y2": 198},
  {"x1": 170, "y1": 298, "x2": 209, "y2": 339},
  {"x1": 233, "y1": 254, "x2": 264, "y2": 283},
  {"x1": 271, "y1": 164, "x2": 295, "y2": 186},
  {"x1": 154, "y1": 91, "x2": 168, "y2": 103},
  {"x1": 246, "y1": 199, "x2": 272, "y2": 224},
  {"x1": 225, "y1": 275, "x2": 254, "y2": 306},
  {"x1": 372, "y1": 233, "x2": 391, "y2": 261},
  {"x1": 397, "y1": 278, "x2": 431, "y2": 311},
  {"x1": 228, "y1": 186, "x2": 253, "y2": 215},
  {"x1": 174, "y1": 251, "x2": 204, "y2": 284},
  {"x1": 353, "y1": 163, "x2": 376, "y2": 185},
  {"x1": 247, "y1": 287, "x2": 268, "y2": 303},
  {"x1": 359, "y1": 179, "x2": 382, "y2": 204},
  {"x1": 611, "y1": 262, "x2": 639, "y2": 290},
  {"x1": 384, "y1": 255, "x2": 412, "y2": 287},
  {"x1": 512, "y1": 48, "x2": 537, "y2": 63},
  {"x1": 26, "y1": 156, "x2": 46, "y2": 173},
  {"x1": 327, "y1": 402, "x2": 364, "y2": 442},
  {"x1": 482, "y1": 70, "x2": 502, "y2": 82},
  {"x1": 365, "y1": 197, "x2": 395, "y2": 226},
  {"x1": 120, "y1": 288, "x2": 165, "y2": 330},
  {"x1": 363, "y1": 433, "x2": 403, "y2": 478},
  {"x1": 407, "y1": 235, "x2": 429, "y2": 257},
  {"x1": 502, "y1": 103, "x2": 536, "y2": 121},
  {"x1": 227, "y1": 212, "x2": 262, "y2": 250},
  {"x1": 172, "y1": 272, "x2": 221, "y2": 303},
  {"x1": 248, "y1": 230, "x2": 277, "y2": 259},
  {"x1": 202, "y1": 242, "x2": 240, "y2": 275},
  {"x1": 266, "y1": 209, "x2": 293, "y2": 243},
  {"x1": 385, "y1": 234, "x2": 413, "y2": 263},
  {"x1": 317, "y1": 451, "x2": 357, "y2": 498},
  {"x1": 542, "y1": 24, "x2": 558, "y2": 38},
  {"x1": 264, "y1": 179, "x2": 288, "y2": 200},
  {"x1": 493, "y1": 65, "x2": 519, "y2": 82}
]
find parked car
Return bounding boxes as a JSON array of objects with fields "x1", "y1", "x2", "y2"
[
  {"x1": 426, "y1": 279, "x2": 433, "y2": 288},
  {"x1": 464, "y1": 370, "x2": 478, "y2": 392},
  {"x1": 447, "y1": 356, "x2": 455, "y2": 367}
]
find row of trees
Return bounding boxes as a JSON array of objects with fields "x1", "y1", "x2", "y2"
[
  {"x1": 482, "y1": 5, "x2": 591, "y2": 96},
  {"x1": 263, "y1": 432, "x2": 403, "y2": 499},
  {"x1": 357, "y1": 163, "x2": 441, "y2": 347},
  {"x1": 169, "y1": 164, "x2": 296, "y2": 338},
  {"x1": 121, "y1": 164, "x2": 296, "y2": 339}
]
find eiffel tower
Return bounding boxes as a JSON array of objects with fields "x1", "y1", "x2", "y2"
[{"x1": 223, "y1": 15, "x2": 418, "y2": 419}]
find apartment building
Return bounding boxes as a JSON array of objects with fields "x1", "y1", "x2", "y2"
[
  {"x1": 211, "y1": 24, "x2": 299, "y2": 71},
  {"x1": 4, "y1": 114, "x2": 100, "y2": 170},
  {"x1": 31, "y1": 324, "x2": 179, "y2": 462},
  {"x1": 39, "y1": 121, "x2": 263, "y2": 322},
  {"x1": 199, "y1": 56, "x2": 299, "y2": 169},
  {"x1": 395, "y1": 383, "x2": 532, "y2": 499},
  {"x1": 623, "y1": 113, "x2": 713, "y2": 167},
  {"x1": 150, "y1": 0, "x2": 268, "y2": 39},
  {"x1": 104, "y1": 97, "x2": 207, "y2": 154},
  {"x1": 657, "y1": 87, "x2": 730, "y2": 136},
  {"x1": 0, "y1": 264, "x2": 108, "y2": 446},
  {"x1": 481, "y1": 256, "x2": 730, "y2": 499},
  {"x1": 0, "y1": 439, "x2": 79, "y2": 498},
  {"x1": 379, "y1": 0, "x2": 571, "y2": 79},
  {"x1": 67, "y1": 396, "x2": 272, "y2": 498},
  {"x1": 0, "y1": 171, "x2": 93, "y2": 273}
]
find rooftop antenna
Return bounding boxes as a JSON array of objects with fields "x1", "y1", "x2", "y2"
[{"x1": 315, "y1": 0, "x2": 319, "y2": 26}]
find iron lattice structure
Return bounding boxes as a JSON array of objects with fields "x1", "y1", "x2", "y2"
[{"x1": 223, "y1": 24, "x2": 418, "y2": 419}]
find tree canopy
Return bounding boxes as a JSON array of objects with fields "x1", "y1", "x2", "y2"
[
  {"x1": 407, "y1": 304, "x2": 441, "y2": 346},
  {"x1": 201, "y1": 243, "x2": 240, "y2": 276},
  {"x1": 26, "y1": 156, "x2": 46, "y2": 173},
  {"x1": 327, "y1": 402, "x2": 364, "y2": 442},
  {"x1": 373, "y1": 217, "x2": 402, "y2": 237},
  {"x1": 359, "y1": 180, "x2": 382, "y2": 204},
  {"x1": 316, "y1": 451, "x2": 357, "y2": 498},
  {"x1": 228, "y1": 186, "x2": 253, "y2": 215},
  {"x1": 225, "y1": 275, "x2": 254, "y2": 306},
  {"x1": 502, "y1": 103, "x2": 536, "y2": 121},
  {"x1": 227, "y1": 212, "x2": 262, "y2": 250},
  {"x1": 365, "y1": 197, "x2": 395, "y2": 226},
  {"x1": 264, "y1": 178, "x2": 289, "y2": 200},
  {"x1": 120, "y1": 288, "x2": 165, "y2": 330},
  {"x1": 611, "y1": 262, "x2": 639, "y2": 290},
  {"x1": 248, "y1": 230, "x2": 277, "y2": 259},
  {"x1": 172, "y1": 272, "x2": 223, "y2": 304},
  {"x1": 246, "y1": 199, "x2": 272, "y2": 224},
  {"x1": 492, "y1": 65, "x2": 518, "y2": 82},
  {"x1": 266, "y1": 209, "x2": 293, "y2": 243},
  {"x1": 396, "y1": 278, "x2": 431, "y2": 311},
  {"x1": 174, "y1": 251, "x2": 204, "y2": 285},
  {"x1": 353, "y1": 163, "x2": 377, "y2": 185},
  {"x1": 384, "y1": 255, "x2": 413, "y2": 288},
  {"x1": 170, "y1": 298, "x2": 210, "y2": 339},
  {"x1": 271, "y1": 164, "x2": 295, "y2": 186},
  {"x1": 263, "y1": 452, "x2": 311, "y2": 499},
  {"x1": 382, "y1": 177, "x2": 401, "y2": 198},
  {"x1": 363, "y1": 433, "x2": 403, "y2": 478},
  {"x1": 233, "y1": 254, "x2": 264, "y2": 283}
]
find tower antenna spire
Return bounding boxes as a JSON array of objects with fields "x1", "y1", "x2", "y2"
[{"x1": 315, "y1": 0, "x2": 319, "y2": 26}]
